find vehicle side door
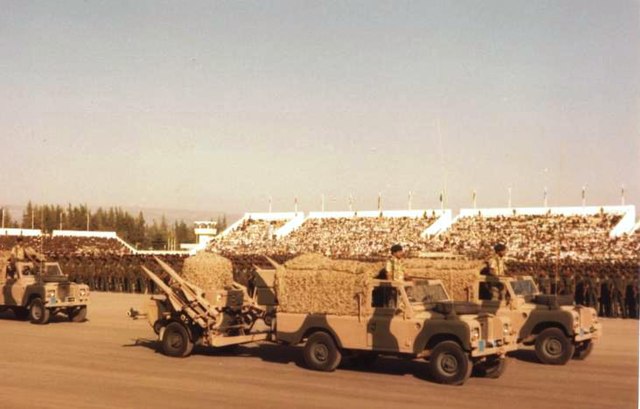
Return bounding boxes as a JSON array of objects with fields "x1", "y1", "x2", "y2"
[
  {"x1": 2, "y1": 266, "x2": 25, "y2": 306},
  {"x1": 367, "y1": 282, "x2": 417, "y2": 353}
]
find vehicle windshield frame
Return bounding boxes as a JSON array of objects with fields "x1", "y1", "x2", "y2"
[
  {"x1": 510, "y1": 278, "x2": 539, "y2": 297},
  {"x1": 405, "y1": 280, "x2": 450, "y2": 307}
]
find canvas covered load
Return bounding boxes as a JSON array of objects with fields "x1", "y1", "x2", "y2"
[
  {"x1": 403, "y1": 258, "x2": 483, "y2": 301},
  {"x1": 181, "y1": 252, "x2": 234, "y2": 293},
  {"x1": 0, "y1": 251, "x2": 9, "y2": 278},
  {"x1": 274, "y1": 253, "x2": 383, "y2": 316}
]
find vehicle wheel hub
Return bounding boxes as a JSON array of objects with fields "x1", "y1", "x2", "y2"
[
  {"x1": 440, "y1": 354, "x2": 458, "y2": 374},
  {"x1": 169, "y1": 333, "x2": 184, "y2": 349},
  {"x1": 313, "y1": 344, "x2": 329, "y2": 362},
  {"x1": 545, "y1": 338, "x2": 563, "y2": 357}
]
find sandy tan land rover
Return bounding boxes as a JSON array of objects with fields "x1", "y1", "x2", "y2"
[
  {"x1": 475, "y1": 275, "x2": 601, "y2": 365},
  {"x1": 277, "y1": 278, "x2": 518, "y2": 385},
  {"x1": 0, "y1": 261, "x2": 90, "y2": 324}
]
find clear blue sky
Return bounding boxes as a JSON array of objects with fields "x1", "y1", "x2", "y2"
[{"x1": 1, "y1": 1, "x2": 638, "y2": 214}]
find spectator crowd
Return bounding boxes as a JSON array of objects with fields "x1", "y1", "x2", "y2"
[
  {"x1": 211, "y1": 213, "x2": 438, "y2": 258},
  {"x1": 1, "y1": 209, "x2": 638, "y2": 320}
]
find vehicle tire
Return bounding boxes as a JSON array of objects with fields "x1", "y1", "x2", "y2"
[
  {"x1": 161, "y1": 322, "x2": 194, "y2": 358},
  {"x1": 11, "y1": 307, "x2": 29, "y2": 321},
  {"x1": 68, "y1": 306, "x2": 88, "y2": 323},
  {"x1": 534, "y1": 328, "x2": 575, "y2": 365},
  {"x1": 29, "y1": 298, "x2": 50, "y2": 325},
  {"x1": 303, "y1": 332, "x2": 342, "y2": 372},
  {"x1": 429, "y1": 341, "x2": 472, "y2": 385},
  {"x1": 475, "y1": 356, "x2": 508, "y2": 379},
  {"x1": 573, "y1": 340, "x2": 594, "y2": 360}
]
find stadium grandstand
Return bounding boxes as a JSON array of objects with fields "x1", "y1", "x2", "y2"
[{"x1": 1, "y1": 205, "x2": 637, "y2": 318}]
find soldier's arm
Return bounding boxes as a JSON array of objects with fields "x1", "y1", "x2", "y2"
[
  {"x1": 486, "y1": 259, "x2": 498, "y2": 276},
  {"x1": 384, "y1": 260, "x2": 393, "y2": 280},
  {"x1": 24, "y1": 247, "x2": 45, "y2": 262}
]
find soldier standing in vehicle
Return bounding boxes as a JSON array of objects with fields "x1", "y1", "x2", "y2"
[
  {"x1": 486, "y1": 243, "x2": 507, "y2": 277},
  {"x1": 538, "y1": 270, "x2": 551, "y2": 295},
  {"x1": 10, "y1": 236, "x2": 45, "y2": 268},
  {"x1": 385, "y1": 244, "x2": 405, "y2": 282}
]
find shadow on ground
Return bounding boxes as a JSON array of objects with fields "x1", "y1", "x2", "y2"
[
  {"x1": 508, "y1": 349, "x2": 542, "y2": 364},
  {"x1": 0, "y1": 309, "x2": 88, "y2": 324},
  {"x1": 124, "y1": 339, "x2": 459, "y2": 383}
]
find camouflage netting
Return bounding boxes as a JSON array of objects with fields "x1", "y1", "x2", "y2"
[
  {"x1": 181, "y1": 252, "x2": 234, "y2": 293},
  {"x1": 275, "y1": 254, "x2": 383, "y2": 316},
  {"x1": 0, "y1": 250, "x2": 9, "y2": 277},
  {"x1": 403, "y1": 258, "x2": 484, "y2": 301}
]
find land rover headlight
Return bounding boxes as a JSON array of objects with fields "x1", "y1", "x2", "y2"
[
  {"x1": 503, "y1": 323, "x2": 510, "y2": 335},
  {"x1": 471, "y1": 328, "x2": 480, "y2": 341},
  {"x1": 79, "y1": 288, "x2": 87, "y2": 297},
  {"x1": 46, "y1": 290, "x2": 56, "y2": 299}
]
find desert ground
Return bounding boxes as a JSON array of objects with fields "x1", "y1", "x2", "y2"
[{"x1": 0, "y1": 292, "x2": 637, "y2": 409}]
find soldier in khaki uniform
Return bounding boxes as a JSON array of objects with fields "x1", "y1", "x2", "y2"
[
  {"x1": 10, "y1": 236, "x2": 45, "y2": 269},
  {"x1": 385, "y1": 244, "x2": 405, "y2": 282},
  {"x1": 486, "y1": 243, "x2": 507, "y2": 277}
]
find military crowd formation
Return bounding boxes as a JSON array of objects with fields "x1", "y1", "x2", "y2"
[{"x1": 1, "y1": 210, "x2": 638, "y2": 319}]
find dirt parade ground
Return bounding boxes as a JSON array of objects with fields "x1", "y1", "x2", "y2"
[{"x1": 0, "y1": 292, "x2": 637, "y2": 409}]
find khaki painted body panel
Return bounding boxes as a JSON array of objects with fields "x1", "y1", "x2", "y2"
[
  {"x1": 473, "y1": 276, "x2": 601, "y2": 345},
  {"x1": 0, "y1": 262, "x2": 90, "y2": 309},
  {"x1": 276, "y1": 279, "x2": 518, "y2": 358}
]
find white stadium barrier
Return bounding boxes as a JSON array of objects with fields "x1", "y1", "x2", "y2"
[{"x1": 0, "y1": 228, "x2": 42, "y2": 236}]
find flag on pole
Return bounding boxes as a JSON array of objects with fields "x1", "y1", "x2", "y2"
[
  {"x1": 581, "y1": 186, "x2": 586, "y2": 206},
  {"x1": 294, "y1": 197, "x2": 298, "y2": 213},
  {"x1": 377, "y1": 192, "x2": 382, "y2": 211},
  {"x1": 472, "y1": 190, "x2": 477, "y2": 209},
  {"x1": 543, "y1": 187, "x2": 548, "y2": 207}
]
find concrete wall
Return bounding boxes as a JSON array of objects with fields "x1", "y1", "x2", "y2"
[
  {"x1": 0, "y1": 228, "x2": 42, "y2": 236},
  {"x1": 218, "y1": 211, "x2": 299, "y2": 238},
  {"x1": 52, "y1": 230, "x2": 118, "y2": 238}
]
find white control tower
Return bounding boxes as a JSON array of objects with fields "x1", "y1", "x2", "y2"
[{"x1": 193, "y1": 221, "x2": 217, "y2": 246}]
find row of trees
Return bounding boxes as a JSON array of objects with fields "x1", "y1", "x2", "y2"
[{"x1": 1, "y1": 202, "x2": 228, "y2": 250}]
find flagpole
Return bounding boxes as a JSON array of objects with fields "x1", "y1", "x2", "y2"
[
  {"x1": 472, "y1": 190, "x2": 477, "y2": 209},
  {"x1": 621, "y1": 185, "x2": 625, "y2": 206}
]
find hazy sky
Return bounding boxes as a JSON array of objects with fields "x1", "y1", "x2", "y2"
[{"x1": 1, "y1": 1, "x2": 638, "y2": 215}]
